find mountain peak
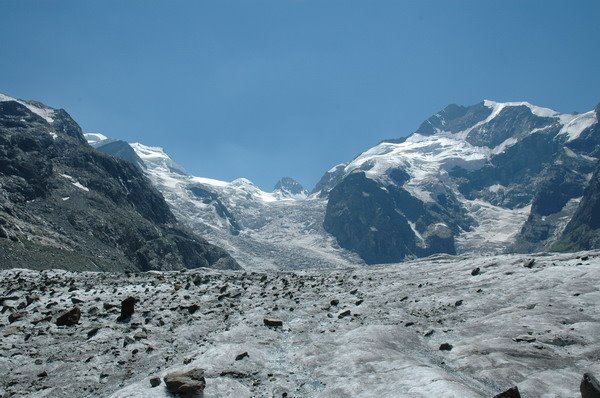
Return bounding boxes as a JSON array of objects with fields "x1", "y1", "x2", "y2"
[{"x1": 274, "y1": 177, "x2": 308, "y2": 197}]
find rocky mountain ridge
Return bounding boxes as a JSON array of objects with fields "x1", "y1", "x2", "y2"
[{"x1": 0, "y1": 93, "x2": 239, "y2": 272}]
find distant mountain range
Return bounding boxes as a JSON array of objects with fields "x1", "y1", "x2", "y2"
[{"x1": 2, "y1": 92, "x2": 599, "y2": 269}]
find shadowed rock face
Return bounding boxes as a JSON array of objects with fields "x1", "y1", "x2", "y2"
[
  {"x1": 0, "y1": 95, "x2": 239, "y2": 272},
  {"x1": 554, "y1": 160, "x2": 600, "y2": 251}
]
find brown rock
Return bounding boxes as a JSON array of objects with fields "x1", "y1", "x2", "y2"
[
  {"x1": 117, "y1": 297, "x2": 135, "y2": 321},
  {"x1": 263, "y1": 318, "x2": 283, "y2": 327},
  {"x1": 164, "y1": 368, "x2": 206, "y2": 395}
]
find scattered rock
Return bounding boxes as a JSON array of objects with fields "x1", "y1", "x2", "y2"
[
  {"x1": 493, "y1": 386, "x2": 521, "y2": 398},
  {"x1": 37, "y1": 371, "x2": 48, "y2": 378},
  {"x1": 581, "y1": 372, "x2": 600, "y2": 398},
  {"x1": 524, "y1": 259, "x2": 535, "y2": 268},
  {"x1": 117, "y1": 297, "x2": 136, "y2": 321},
  {"x1": 471, "y1": 267, "x2": 480, "y2": 276},
  {"x1": 8, "y1": 312, "x2": 23, "y2": 323},
  {"x1": 235, "y1": 352, "x2": 249, "y2": 361},
  {"x1": 455, "y1": 300, "x2": 463, "y2": 307},
  {"x1": 87, "y1": 327, "x2": 100, "y2": 339},
  {"x1": 149, "y1": 376, "x2": 161, "y2": 388},
  {"x1": 264, "y1": 318, "x2": 283, "y2": 327},
  {"x1": 164, "y1": 368, "x2": 206, "y2": 395},
  {"x1": 338, "y1": 310, "x2": 351, "y2": 319},
  {"x1": 330, "y1": 299, "x2": 339, "y2": 306},
  {"x1": 439, "y1": 343, "x2": 453, "y2": 351},
  {"x1": 424, "y1": 329, "x2": 434, "y2": 337},
  {"x1": 26, "y1": 295, "x2": 39, "y2": 306},
  {"x1": 56, "y1": 307, "x2": 81, "y2": 326},
  {"x1": 513, "y1": 335, "x2": 536, "y2": 343}
]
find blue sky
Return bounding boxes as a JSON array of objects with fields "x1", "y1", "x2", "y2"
[{"x1": 1, "y1": 1, "x2": 599, "y2": 190}]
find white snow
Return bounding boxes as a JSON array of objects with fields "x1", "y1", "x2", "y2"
[
  {"x1": 59, "y1": 174, "x2": 89, "y2": 192},
  {"x1": 558, "y1": 110, "x2": 597, "y2": 141},
  {"x1": 455, "y1": 200, "x2": 531, "y2": 253},
  {"x1": 84, "y1": 132, "x2": 108, "y2": 145},
  {"x1": 483, "y1": 99, "x2": 560, "y2": 118},
  {"x1": 0, "y1": 92, "x2": 55, "y2": 123}
]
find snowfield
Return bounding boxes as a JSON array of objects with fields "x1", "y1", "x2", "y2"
[{"x1": 1, "y1": 250, "x2": 599, "y2": 397}]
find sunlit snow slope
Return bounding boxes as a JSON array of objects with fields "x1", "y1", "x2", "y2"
[{"x1": 88, "y1": 137, "x2": 364, "y2": 270}]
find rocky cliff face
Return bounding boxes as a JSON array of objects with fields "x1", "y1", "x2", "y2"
[
  {"x1": 320, "y1": 100, "x2": 599, "y2": 264},
  {"x1": 553, "y1": 158, "x2": 600, "y2": 251},
  {"x1": 0, "y1": 94, "x2": 239, "y2": 271}
]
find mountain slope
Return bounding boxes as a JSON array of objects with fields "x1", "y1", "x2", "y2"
[
  {"x1": 319, "y1": 100, "x2": 599, "y2": 264},
  {"x1": 0, "y1": 93, "x2": 239, "y2": 271},
  {"x1": 92, "y1": 138, "x2": 363, "y2": 270},
  {"x1": 553, "y1": 157, "x2": 600, "y2": 251}
]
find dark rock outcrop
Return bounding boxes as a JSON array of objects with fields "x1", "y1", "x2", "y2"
[{"x1": 554, "y1": 160, "x2": 600, "y2": 251}]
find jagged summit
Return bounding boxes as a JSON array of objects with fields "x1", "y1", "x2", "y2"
[
  {"x1": 273, "y1": 177, "x2": 308, "y2": 198},
  {"x1": 320, "y1": 99, "x2": 599, "y2": 263}
]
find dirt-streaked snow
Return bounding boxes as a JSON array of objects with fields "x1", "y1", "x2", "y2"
[{"x1": 1, "y1": 251, "x2": 598, "y2": 397}]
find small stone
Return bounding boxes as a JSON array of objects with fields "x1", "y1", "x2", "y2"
[
  {"x1": 149, "y1": 376, "x2": 161, "y2": 388},
  {"x1": 338, "y1": 310, "x2": 351, "y2": 319},
  {"x1": 471, "y1": 267, "x2": 480, "y2": 276},
  {"x1": 581, "y1": 372, "x2": 600, "y2": 398},
  {"x1": 56, "y1": 307, "x2": 81, "y2": 326},
  {"x1": 117, "y1": 297, "x2": 136, "y2": 321},
  {"x1": 37, "y1": 371, "x2": 48, "y2": 378},
  {"x1": 8, "y1": 312, "x2": 23, "y2": 323},
  {"x1": 493, "y1": 386, "x2": 521, "y2": 398},
  {"x1": 264, "y1": 318, "x2": 283, "y2": 327},
  {"x1": 513, "y1": 335, "x2": 536, "y2": 343},
  {"x1": 235, "y1": 352, "x2": 249, "y2": 361},
  {"x1": 424, "y1": 329, "x2": 434, "y2": 337},
  {"x1": 330, "y1": 299, "x2": 339, "y2": 306},
  {"x1": 164, "y1": 368, "x2": 206, "y2": 395},
  {"x1": 87, "y1": 327, "x2": 100, "y2": 339},
  {"x1": 439, "y1": 343, "x2": 453, "y2": 351},
  {"x1": 524, "y1": 259, "x2": 535, "y2": 268},
  {"x1": 455, "y1": 300, "x2": 463, "y2": 307}
]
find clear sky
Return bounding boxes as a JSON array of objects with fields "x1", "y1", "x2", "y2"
[{"x1": 1, "y1": 1, "x2": 599, "y2": 190}]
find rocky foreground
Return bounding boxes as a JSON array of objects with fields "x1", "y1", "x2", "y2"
[{"x1": 1, "y1": 251, "x2": 599, "y2": 397}]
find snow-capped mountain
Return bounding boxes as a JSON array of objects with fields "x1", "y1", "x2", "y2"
[
  {"x1": 89, "y1": 135, "x2": 364, "y2": 269},
  {"x1": 319, "y1": 100, "x2": 600, "y2": 263},
  {"x1": 90, "y1": 99, "x2": 599, "y2": 267}
]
